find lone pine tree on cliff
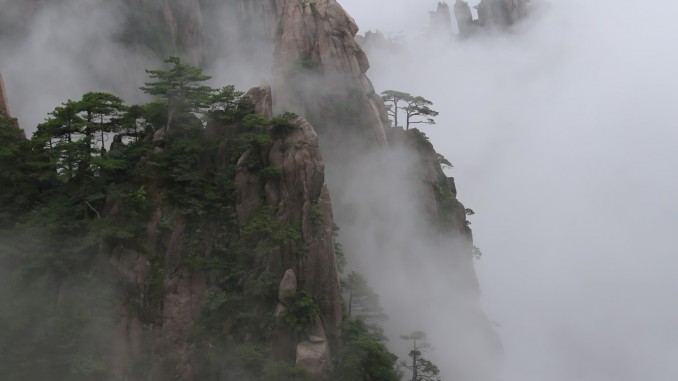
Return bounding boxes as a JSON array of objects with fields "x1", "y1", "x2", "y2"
[
  {"x1": 400, "y1": 331, "x2": 442, "y2": 381},
  {"x1": 381, "y1": 90, "x2": 439, "y2": 130}
]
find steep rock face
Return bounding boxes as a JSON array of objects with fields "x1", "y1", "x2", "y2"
[
  {"x1": 228, "y1": 0, "x2": 286, "y2": 39},
  {"x1": 161, "y1": 0, "x2": 205, "y2": 66},
  {"x1": 106, "y1": 107, "x2": 341, "y2": 380},
  {"x1": 124, "y1": 0, "x2": 206, "y2": 66},
  {"x1": 386, "y1": 128, "x2": 477, "y2": 288},
  {"x1": 269, "y1": 4, "x2": 501, "y2": 379},
  {"x1": 385, "y1": 128, "x2": 502, "y2": 379},
  {"x1": 272, "y1": 0, "x2": 389, "y2": 146},
  {"x1": 235, "y1": 115, "x2": 342, "y2": 333}
]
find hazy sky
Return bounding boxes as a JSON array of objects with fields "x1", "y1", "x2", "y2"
[{"x1": 340, "y1": 0, "x2": 678, "y2": 380}]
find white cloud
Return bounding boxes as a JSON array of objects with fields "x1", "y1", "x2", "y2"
[{"x1": 339, "y1": 0, "x2": 678, "y2": 379}]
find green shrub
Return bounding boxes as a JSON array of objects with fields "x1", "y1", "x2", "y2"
[
  {"x1": 261, "y1": 166, "x2": 283, "y2": 181},
  {"x1": 334, "y1": 318, "x2": 400, "y2": 381},
  {"x1": 310, "y1": 205, "x2": 324, "y2": 227},
  {"x1": 283, "y1": 291, "x2": 319, "y2": 333},
  {"x1": 271, "y1": 112, "x2": 300, "y2": 136},
  {"x1": 241, "y1": 113, "x2": 269, "y2": 132},
  {"x1": 241, "y1": 206, "x2": 301, "y2": 257}
]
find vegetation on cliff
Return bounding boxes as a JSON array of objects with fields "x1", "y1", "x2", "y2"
[{"x1": 0, "y1": 58, "x2": 402, "y2": 381}]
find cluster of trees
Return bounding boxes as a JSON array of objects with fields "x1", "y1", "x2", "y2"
[
  {"x1": 0, "y1": 57, "x2": 268, "y2": 381},
  {"x1": 381, "y1": 90, "x2": 439, "y2": 130},
  {"x1": 0, "y1": 56, "x2": 449, "y2": 381}
]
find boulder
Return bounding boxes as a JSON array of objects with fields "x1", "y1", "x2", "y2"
[
  {"x1": 296, "y1": 313, "x2": 328, "y2": 374},
  {"x1": 295, "y1": 340, "x2": 329, "y2": 376},
  {"x1": 278, "y1": 269, "x2": 298, "y2": 305},
  {"x1": 245, "y1": 85, "x2": 273, "y2": 119},
  {"x1": 153, "y1": 127, "x2": 166, "y2": 145}
]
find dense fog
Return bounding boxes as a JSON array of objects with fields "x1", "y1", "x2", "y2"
[
  {"x1": 2, "y1": 0, "x2": 677, "y2": 380},
  {"x1": 341, "y1": 0, "x2": 678, "y2": 380}
]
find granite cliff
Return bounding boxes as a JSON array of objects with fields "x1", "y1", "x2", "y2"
[
  {"x1": 272, "y1": 0, "x2": 390, "y2": 147},
  {"x1": 0, "y1": 1, "x2": 500, "y2": 380},
  {"x1": 105, "y1": 112, "x2": 342, "y2": 380}
]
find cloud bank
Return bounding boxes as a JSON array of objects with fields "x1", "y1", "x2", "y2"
[{"x1": 339, "y1": 0, "x2": 678, "y2": 379}]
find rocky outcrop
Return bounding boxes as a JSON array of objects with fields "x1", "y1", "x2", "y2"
[
  {"x1": 430, "y1": 1, "x2": 453, "y2": 36},
  {"x1": 272, "y1": 0, "x2": 389, "y2": 147},
  {"x1": 228, "y1": 0, "x2": 286, "y2": 39},
  {"x1": 245, "y1": 84, "x2": 274, "y2": 118},
  {"x1": 272, "y1": 267, "x2": 331, "y2": 375},
  {"x1": 235, "y1": 115, "x2": 342, "y2": 334},
  {"x1": 105, "y1": 108, "x2": 342, "y2": 380},
  {"x1": 476, "y1": 0, "x2": 529, "y2": 29},
  {"x1": 454, "y1": 0, "x2": 538, "y2": 33},
  {"x1": 454, "y1": 0, "x2": 475, "y2": 37},
  {"x1": 384, "y1": 128, "x2": 502, "y2": 380},
  {"x1": 355, "y1": 30, "x2": 402, "y2": 55},
  {"x1": 268, "y1": 5, "x2": 500, "y2": 380},
  {"x1": 295, "y1": 314, "x2": 329, "y2": 376},
  {"x1": 386, "y1": 128, "x2": 476, "y2": 287}
]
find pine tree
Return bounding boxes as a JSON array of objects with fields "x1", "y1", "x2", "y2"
[
  {"x1": 77, "y1": 92, "x2": 126, "y2": 152},
  {"x1": 400, "y1": 331, "x2": 441, "y2": 381},
  {"x1": 381, "y1": 90, "x2": 439, "y2": 130},
  {"x1": 343, "y1": 271, "x2": 389, "y2": 340},
  {"x1": 140, "y1": 56, "x2": 213, "y2": 134}
]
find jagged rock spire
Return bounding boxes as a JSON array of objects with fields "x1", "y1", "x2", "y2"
[
  {"x1": 454, "y1": 0, "x2": 537, "y2": 35},
  {"x1": 454, "y1": 0, "x2": 474, "y2": 37},
  {"x1": 430, "y1": 1, "x2": 453, "y2": 35},
  {"x1": 272, "y1": 0, "x2": 390, "y2": 147}
]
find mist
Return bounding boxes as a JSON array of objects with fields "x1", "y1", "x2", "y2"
[
  {"x1": 340, "y1": 0, "x2": 678, "y2": 380},
  {"x1": 0, "y1": 0, "x2": 160, "y2": 134},
  {"x1": 2, "y1": 0, "x2": 677, "y2": 380},
  {"x1": 0, "y1": 0, "x2": 275, "y2": 135}
]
